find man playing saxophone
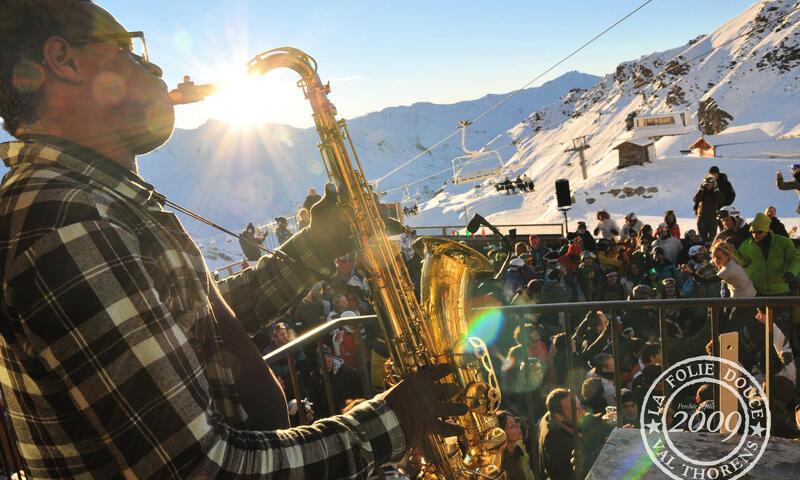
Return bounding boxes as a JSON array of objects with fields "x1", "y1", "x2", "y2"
[{"x1": 0, "y1": 1, "x2": 465, "y2": 478}]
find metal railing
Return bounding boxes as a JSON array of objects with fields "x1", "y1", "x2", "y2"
[
  {"x1": 264, "y1": 315, "x2": 378, "y2": 423},
  {"x1": 410, "y1": 223, "x2": 565, "y2": 238},
  {"x1": 479, "y1": 295, "x2": 798, "y2": 476}
]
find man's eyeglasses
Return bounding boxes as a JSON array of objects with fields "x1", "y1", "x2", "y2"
[
  {"x1": 69, "y1": 31, "x2": 162, "y2": 78},
  {"x1": 751, "y1": 230, "x2": 768, "y2": 237}
]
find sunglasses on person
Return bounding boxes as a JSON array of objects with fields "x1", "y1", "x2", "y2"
[{"x1": 69, "y1": 31, "x2": 163, "y2": 78}]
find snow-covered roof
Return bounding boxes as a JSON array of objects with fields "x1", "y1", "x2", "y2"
[
  {"x1": 614, "y1": 137, "x2": 655, "y2": 148},
  {"x1": 691, "y1": 128, "x2": 773, "y2": 147}
]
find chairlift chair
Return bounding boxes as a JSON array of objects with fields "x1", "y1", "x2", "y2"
[{"x1": 451, "y1": 120, "x2": 505, "y2": 185}]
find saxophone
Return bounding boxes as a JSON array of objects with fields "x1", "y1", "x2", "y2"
[{"x1": 247, "y1": 48, "x2": 506, "y2": 479}]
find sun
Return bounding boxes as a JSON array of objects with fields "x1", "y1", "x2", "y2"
[{"x1": 204, "y1": 69, "x2": 310, "y2": 128}]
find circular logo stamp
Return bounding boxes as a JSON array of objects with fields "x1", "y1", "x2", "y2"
[{"x1": 640, "y1": 356, "x2": 770, "y2": 480}]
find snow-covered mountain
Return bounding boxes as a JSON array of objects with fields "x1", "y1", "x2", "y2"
[
  {"x1": 0, "y1": 71, "x2": 599, "y2": 267},
  {"x1": 413, "y1": 0, "x2": 800, "y2": 233}
]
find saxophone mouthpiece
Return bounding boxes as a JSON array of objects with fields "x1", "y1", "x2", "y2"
[{"x1": 168, "y1": 75, "x2": 218, "y2": 105}]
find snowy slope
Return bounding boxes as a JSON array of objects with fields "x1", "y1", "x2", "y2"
[
  {"x1": 0, "y1": 71, "x2": 598, "y2": 268},
  {"x1": 412, "y1": 0, "x2": 800, "y2": 234}
]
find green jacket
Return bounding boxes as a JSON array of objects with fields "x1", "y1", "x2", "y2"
[{"x1": 735, "y1": 233, "x2": 800, "y2": 295}]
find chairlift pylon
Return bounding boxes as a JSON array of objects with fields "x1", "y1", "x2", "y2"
[{"x1": 451, "y1": 120, "x2": 505, "y2": 185}]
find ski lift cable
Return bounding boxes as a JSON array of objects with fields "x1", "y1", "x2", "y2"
[
  {"x1": 373, "y1": 0, "x2": 656, "y2": 184},
  {"x1": 380, "y1": 6, "x2": 800, "y2": 203}
]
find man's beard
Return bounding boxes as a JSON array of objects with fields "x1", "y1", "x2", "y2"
[{"x1": 122, "y1": 101, "x2": 175, "y2": 155}]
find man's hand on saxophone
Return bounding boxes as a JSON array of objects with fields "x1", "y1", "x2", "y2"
[{"x1": 379, "y1": 364, "x2": 469, "y2": 447}]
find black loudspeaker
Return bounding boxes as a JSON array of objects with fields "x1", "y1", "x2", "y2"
[{"x1": 555, "y1": 179, "x2": 572, "y2": 208}]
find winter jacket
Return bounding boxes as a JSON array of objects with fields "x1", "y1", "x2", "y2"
[
  {"x1": 620, "y1": 219, "x2": 643, "y2": 241},
  {"x1": 693, "y1": 187, "x2": 724, "y2": 219},
  {"x1": 538, "y1": 413, "x2": 577, "y2": 480},
  {"x1": 716, "y1": 172, "x2": 736, "y2": 206},
  {"x1": 597, "y1": 251, "x2": 624, "y2": 271},
  {"x1": 770, "y1": 217, "x2": 790, "y2": 238},
  {"x1": 776, "y1": 172, "x2": 800, "y2": 214},
  {"x1": 593, "y1": 219, "x2": 620, "y2": 241},
  {"x1": 652, "y1": 259, "x2": 678, "y2": 281},
  {"x1": 530, "y1": 244, "x2": 553, "y2": 271},
  {"x1": 667, "y1": 223, "x2": 681, "y2": 239},
  {"x1": 654, "y1": 235, "x2": 683, "y2": 265},
  {"x1": 735, "y1": 233, "x2": 800, "y2": 295},
  {"x1": 716, "y1": 260, "x2": 757, "y2": 297}
]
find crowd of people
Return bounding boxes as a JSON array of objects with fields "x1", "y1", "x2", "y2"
[{"x1": 251, "y1": 164, "x2": 800, "y2": 480}]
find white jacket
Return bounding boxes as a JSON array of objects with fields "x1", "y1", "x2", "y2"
[
  {"x1": 594, "y1": 219, "x2": 621, "y2": 241},
  {"x1": 716, "y1": 260, "x2": 757, "y2": 297}
]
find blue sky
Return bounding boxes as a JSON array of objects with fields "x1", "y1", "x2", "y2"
[{"x1": 98, "y1": 0, "x2": 756, "y2": 128}]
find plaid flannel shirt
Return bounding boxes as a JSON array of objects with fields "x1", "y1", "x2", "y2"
[{"x1": 0, "y1": 138, "x2": 405, "y2": 478}]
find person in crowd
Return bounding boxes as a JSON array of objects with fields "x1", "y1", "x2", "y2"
[
  {"x1": 303, "y1": 187, "x2": 323, "y2": 211},
  {"x1": 292, "y1": 290, "x2": 327, "y2": 332},
  {"x1": 239, "y1": 221, "x2": 266, "y2": 261},
  {"x1": 308, "y1": 344, "x2": 364, "y2": 417},
  {"x1": 496, "y1": 411, "x2": 537, "y2": 480},
  {"x1": 663, "y1": 210, "x2": 681, "y2": 239},
  {"x1": 586, "y1": 353, "x2": 616, "y2": 406},
  {"x1": 575, "y1": 221, "x2": 596, "y2": 252},
  {"x1": 505, "y1": 257, "x2": 530, "y2": 302},
  {"x1": 399, "y1": 226, "x2": 416, "y2": 260},
  {"x1": 297, "y1": 207, "x2": 311, "y2": 230},
  {"x1": 637, "y1": 224, "x2": 655, "y2": 249},
  {"x1": 593, "y1": 210, "x2": 620, "y2": 241},
  {"x1": 501, "y1": 324, "x2": 549, "y2": 413},
  {"x1": 682, "y1": 240, "x2": 756, "y2": 300},
  {"x1": 660, "y1": 278, "x2": 684, "y2": 323},
  {"x1": 765, "y1": 205, "x2": 790, "y2": 238},
  {"x1": 623, "y1": 285, "x2": 659, "y2": 338},
  {"x1": 708, "y1": 166, "x2": 736, "y2": 207},
  {"x1": 580, "y1": 377, "x2": 607, "y2": 414},
  {"x1": 262, "y1": 321, "x2": 306, "y2": 384},
  {"x1": 630, "y1": 342, "x2": 661, "y2": 383},
  {"x1": 595, "y1": 239, "x2": 624, "y2": 272},
  {"x1": 275, "y1": 216, "x2": 293, "y2": 244},
  {"x1": 754, "y1": 309, "x2": 797, "y2": 386},
  {"x1": 715, "y1": 206, "x2": 750, "y2": 247},
  {"x1": 621, "y1": 263, "x2": 646, "y2": 295},
  {"x1": 735, "y1": 213, "x2": 800, "y2": 296},
  {"x1": 620, "y1": 212, "x2": 643, "y2": 242},
  {"x1": 528, "y1": 234, "x2": 552, "y2": 273},
  {"x1": 618, "y1": 389, "x2": 640, "y2": 428},
  {"x1": 679, "y1": 244, "x2": 718, "y2": 301},
  {"x1": 632, "y1": 364, "x2": 663, "y2": 406},
  {"x1": 0, "y1": 3, "x2": 467, "y2": 477},
  {"x1": 599, "y1": 271, "x2": 627, "y2": 301},
  {"x1": 512, "y1": 278, "x2": 544, "y2": 306},
  {"x1": 327, "y1": 293, "x2": 352, "y2": 321},
  {"x1": 514, "y1": 241, "x2": 531, "y2": 257},
  {"x1": 629, "y1": 241, "x2": 653, "y2": 274},
  {"x1": 576, "y1": 251, "x2": 602, "y2": 301},
  {"x1": 559, "y1": 235, "x2": 583, "y2": 274},
  {"x1": 650, "y1": 246, "x2": 678, "y2": 281},
  {"x1": 539, "y1": 388, "x2": 582, "y2": 480},
  {"x1": 693, "y1": 176, "x2": 724, "y2": 243},
  {"x1": 776, "y1": 164, "x2": 800, "y2": 218},
  {"x1": 653, "y1": 223, "x2": 683, "y2": 265}
]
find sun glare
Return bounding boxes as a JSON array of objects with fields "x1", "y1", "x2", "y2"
[{"x1": 205, "y1": 70, "x2": 308, "y2": 128}]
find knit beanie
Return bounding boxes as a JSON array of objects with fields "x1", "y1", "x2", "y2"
[{"x1": 749, "y1": 213, "x2": 771, "y2": 233}]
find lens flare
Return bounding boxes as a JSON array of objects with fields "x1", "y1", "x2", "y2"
[{"x1": 466, "y1": 307, "x2": 504, "y2": 346}]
